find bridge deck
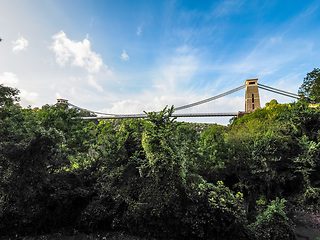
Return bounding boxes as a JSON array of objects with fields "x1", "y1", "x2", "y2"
[
  {"x1": 67, "y1": 83, "x2": 298, "y2": 121},
  {"x1": 81, "y1": 112, "x2": 238, "y2": 120}
]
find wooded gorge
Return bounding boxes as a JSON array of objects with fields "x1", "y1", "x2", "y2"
[{"x1": 1, "y1": 69, "x2": 320, "y2": 239}]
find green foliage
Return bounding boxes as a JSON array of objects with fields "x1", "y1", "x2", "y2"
[
  {"x1": 132, "y1": 107, "x2": 251, "y2": 239},
  {"x1": 0, "y1": 103, "x2": 67, "y2": 235},
  {"x1": 250, "y1": 198, "x2": 296, "y2": 240},
  {"x1": 200, "y1": 124, "x2": 229, "y2": 162},
  {"x1": 198, "y1": 124, "x2": 233, "y2": 183},
  {"x1": 182, "y1": 178, "x2": 252, "y2": 239},
  {"x1": 189, "y1": 122, "x2": 213, "y2": 133},
  {"x1": 293, "y1": 136, "x2": 320, "y2": 183},
  {"x1": 279, "y1": 101, "x2": 320, "y2": 141},
  {"x1": 253, "y1": 198, "x2": 288, "y2": 225},
  {"x1": 136, "y1": 106, "x2": 187, "y2": 230},
  {"x1": 2, "y1": 72, "x2": 320, "y2": 239},
  {"x1": 0, "y1": 87, "x2": 95, "y2": 236},
  {"x1": 142, "y1": 106, "x2": 185, "y2": 183},
  {"x1": 265, "y1": 99, "x2": 278, "y2": 107},
  {"x1": 218, "y1": 101, "x2": 320, "y2": 224},
  {"x1": 33, "y1": 104, "x2": 93, "y2": 154},
  {"x1": 80, "y1": 107, "x2": 251, "y2": 239},
  {"x1": 208, "y1": 181, "x2": 245, "y2": 216},
  {"x1": 0, "y1": 84, "x2": 20, "y2": 107},
  {"x1": 299, "y1": 67, "x2": 320, "y2": 103},
  {"x1": 224, "y1": 123, "x2": 292, "y2": 204},
  {"x1": 300, "y1": 186, "x2": 320, "y2": 207}
]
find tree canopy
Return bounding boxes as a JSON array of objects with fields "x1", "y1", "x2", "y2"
[
  {"x1": 0, "y1": 84, "x2": 20, "y2": 107},
  {"x1": 1, "y1": 67, "x2": 320, "y2": 239},
  {"x1": 299, "y1": 68, "x2": 320, "y2": 103}
]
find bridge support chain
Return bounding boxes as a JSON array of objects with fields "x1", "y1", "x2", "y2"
[{"x1": 257, "y1": 83, "x2": 299, "y2": 99}]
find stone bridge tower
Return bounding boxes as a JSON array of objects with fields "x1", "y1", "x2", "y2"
[
  {"x1": 245, "y1": 78, "x2": 260, "y2": 112},
  {"x1": 56, "y1": 99, "x2": 68, "y2": 105}
]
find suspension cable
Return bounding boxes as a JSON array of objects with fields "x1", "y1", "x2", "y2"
[
  {"x1": 175, "y1": 84, "x2": 246, "y2": 111},
  {"x1": 258, "y1": 85, "x2": 299, "y2": 99},
  {"x1": 68, "y1": 103, "x2": 118, "y2": 116},
  {"x1": 258, "y1": 83, "x2": 299, "y2": 97},
  {"x1": 68, "y1": 84, "x2": 247, "y2": 115},
  {"x1": 67, "y1": 82, "x2": 298, "y2": 117}
]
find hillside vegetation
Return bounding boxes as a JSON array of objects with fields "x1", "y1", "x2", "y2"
[{"x1": 1, "y1": 69, "x2": 320, "y2": 239}]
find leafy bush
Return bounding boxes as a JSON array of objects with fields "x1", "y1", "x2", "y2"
[{"x1": 250, "y1": 198, "x2": 296, "y2": 240}]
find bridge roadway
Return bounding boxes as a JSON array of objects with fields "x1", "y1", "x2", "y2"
[{"x1": 81, "y1": 112, "x2": 238, "y2": 120}]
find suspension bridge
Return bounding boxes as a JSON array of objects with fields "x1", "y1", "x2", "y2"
[{"x1": 57, "y1": 78, "x2": 300, "y2": 120}]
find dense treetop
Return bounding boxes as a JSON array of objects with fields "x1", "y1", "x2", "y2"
[
  {"x1": 299, "y1": 68, "x2": 320, "y2": 103},
  {"x1": 1, "y1": 69, "x2": 320, "y2": 239}
]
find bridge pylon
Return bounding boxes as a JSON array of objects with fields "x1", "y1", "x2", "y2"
[
  {"x1": 245, "y1": 78, "x2": 260, "y2": 112},
  {"x1": 57, "y1": 99, "x2": 69, "y2": 105}
]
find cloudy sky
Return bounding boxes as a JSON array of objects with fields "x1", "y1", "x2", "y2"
[{"x1": 1, "y1": 0, "x2": 320, "y2": 124}]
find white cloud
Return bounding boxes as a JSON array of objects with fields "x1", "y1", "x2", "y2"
[
  {"x1": 12, "y1": 37, "x2": 28, "y2": 52},
  {"x1": 87, "y1": 75, "x2": 103, "y2": 92},
  {"x1": 93, "y1": 46, "x2": 204, "y2": 119},
  {"x1": 101, "y1": 97, "x2": 176, "y2": 116},
  {"x1": 121, "y1": 50, "x2": 129, "y2": 61},
  {"x1": 98, "y1": 90, "x2": 241, "y2": 125},
  {"x1": 211, "y1": 0, "x2": 244, "y2": 18},
  {"x1": 51, "y1": 30, "x2": 104, "y2": 73},
  {"x1": 69, "y1": 87, "x2": 76, "y2": 95},
  {"x1": 137, "y1": 26, "x2": 142, "y2": 36},
  {"x1": 152, "y1": 47, "x2": 198, "y2": 93},
  {"x1": 55, "y1": 92, "x2": 62, "y2": 99},
  {"x1": 20, "y1": 90, "x2": 39, "y2": 105},
  {"x1": 270, "y1": 37, "x2": 282, "y2": 44},
  {"x1": 105, "y1": 99, "x2": 145, "y2": 114},
  {"x1": 0, "y1": 72, "x2": 19, "y2": 87}
]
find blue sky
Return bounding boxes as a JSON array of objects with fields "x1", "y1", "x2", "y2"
[{"x1": 1, "y1": 0, "x2": 320, "y2": 124}]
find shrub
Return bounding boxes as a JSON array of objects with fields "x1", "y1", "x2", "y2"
[{"x1": 250, "y1": 198, "x2": 296, "y2": 240}]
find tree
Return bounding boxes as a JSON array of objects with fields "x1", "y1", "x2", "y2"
[
  {"x1": 0, "y1": 101, "x2": 66, "y2": 235},
  {"x1": 265, "y1": 99, "x2": 278, "y2": 107},
  {"x1": 299, "y1": 68, "x2": 320, "y2": 103},
  {"x1": 0, "y1": 84, "x2": 20, "y2": 107},
  {"x1": 34, "y1": 104, "x2": 93, "y2": 154}
]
